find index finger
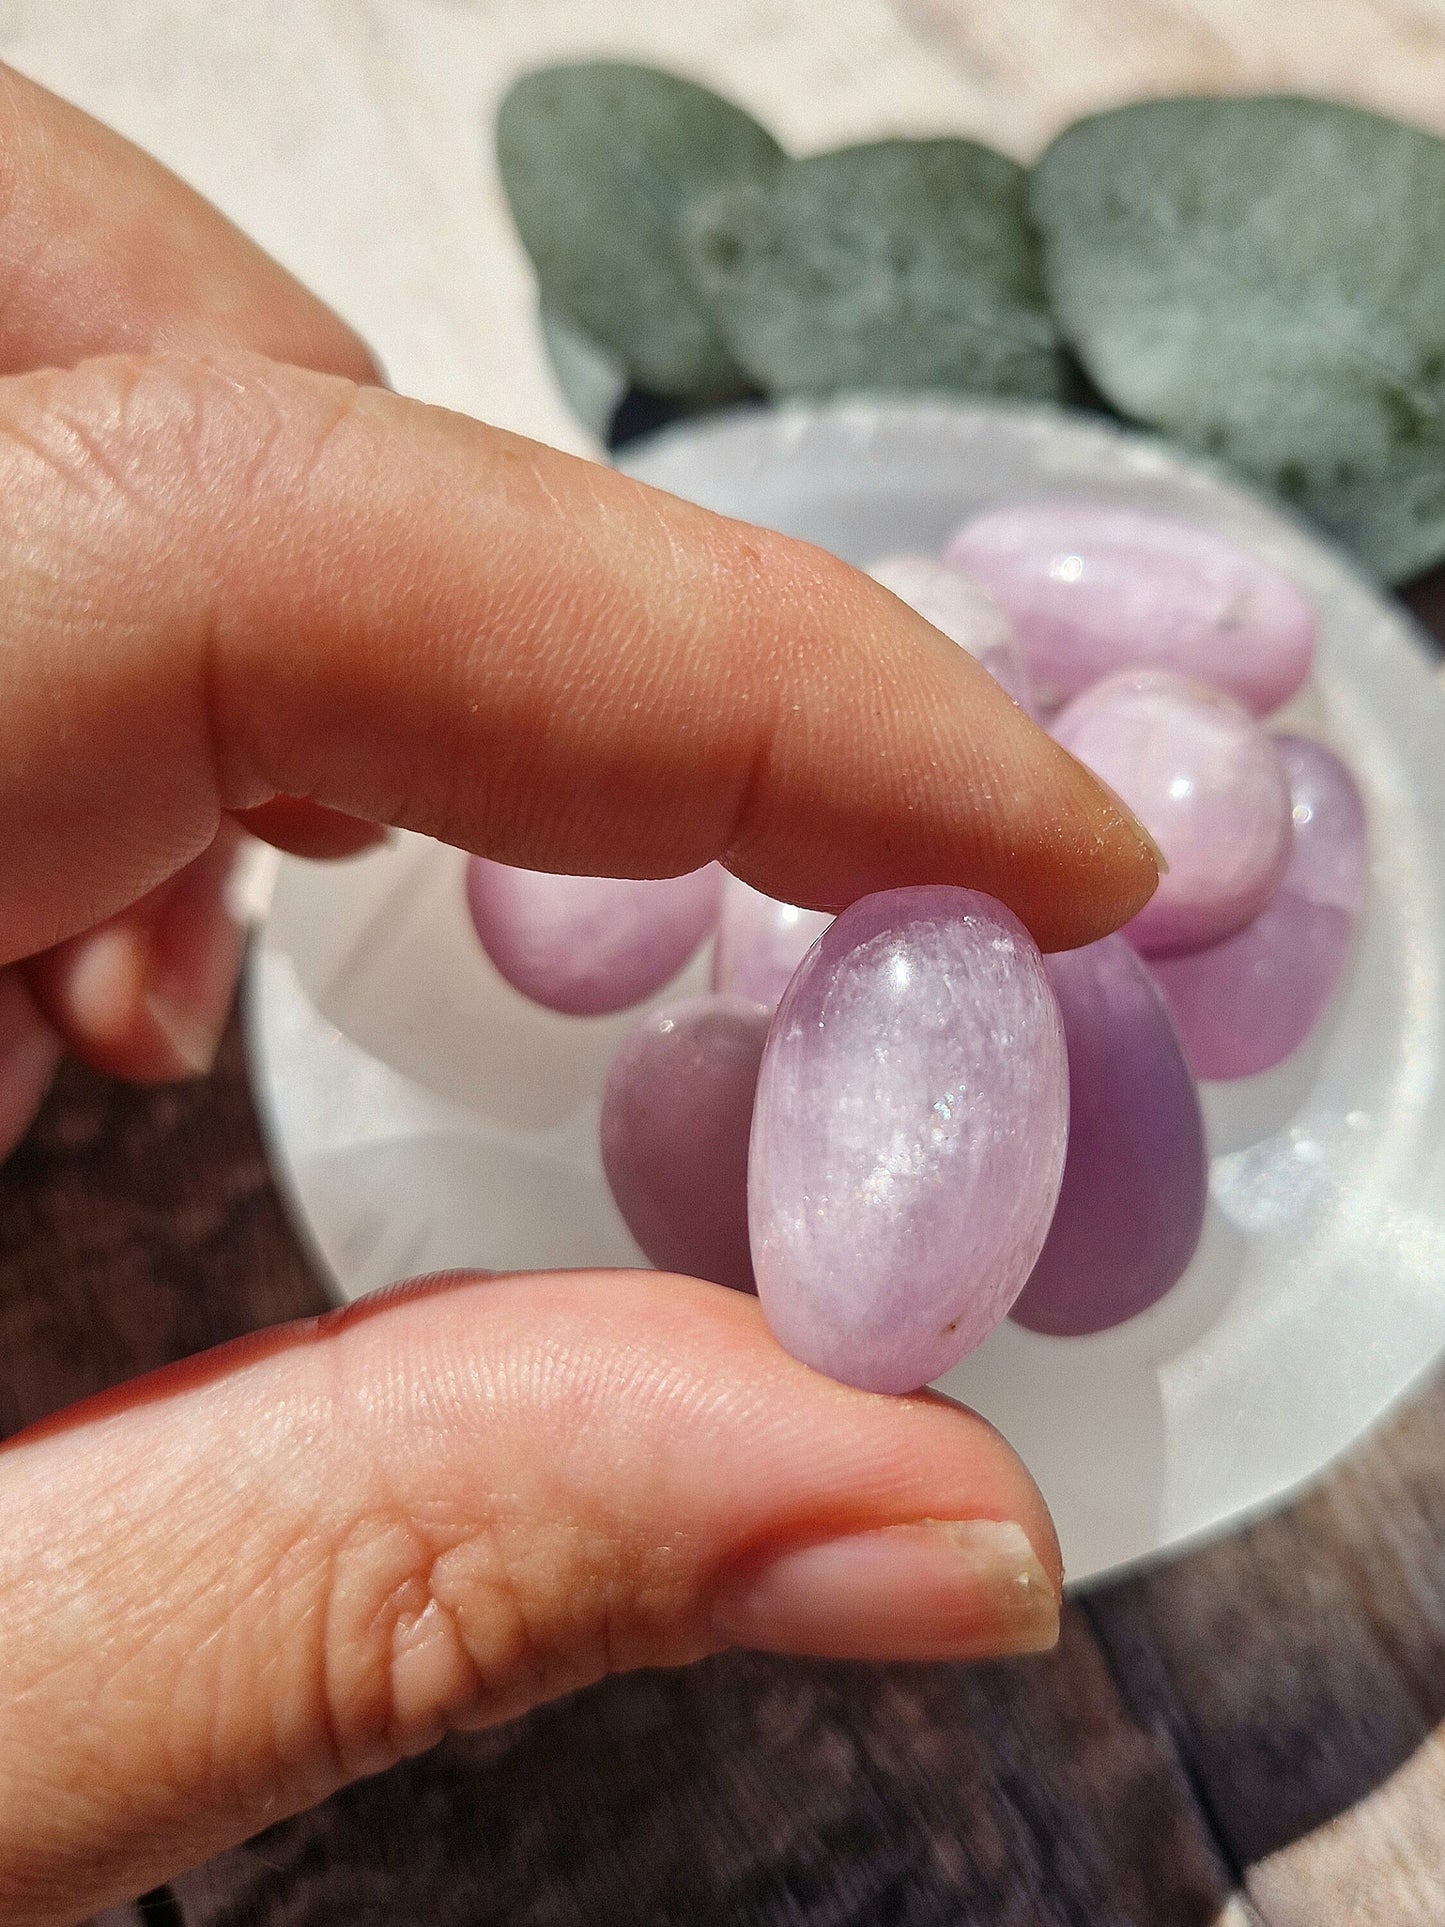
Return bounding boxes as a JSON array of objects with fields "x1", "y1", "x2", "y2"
[{"x1": 0, "y1": 351, "x2": 1155, "y2": 962}]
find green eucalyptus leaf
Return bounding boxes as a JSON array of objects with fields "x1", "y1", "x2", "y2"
[
  {"x1": 682, "y1": 139, "x2": 1069, "y2": 402},
  {"x1": 1032, "y1": 96, "x2": 1445, "y2": 581},
  {"x1": 497, "y1": 62, "x2": 784, "y2": 400},
  {"x1": 1288, "y1": 449, "x2": 1445, "y2": 585},
  {"x1": 539, "y1": 305, "x2": 628, "y2": 440}
]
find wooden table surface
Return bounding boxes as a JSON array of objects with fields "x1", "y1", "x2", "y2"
[{"x1": 5, "y1": 3, "x2": 1445, "y2": 1923}]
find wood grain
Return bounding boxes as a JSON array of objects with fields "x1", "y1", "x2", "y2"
[
  {"x1": 9, "y1": 942, "x2": 1434, "y2": 1927},
  {"x1": 175, "y1": 1624, "x2": 1246, "y2": 1926},
  {"x1": 0, "y1": 1027, "x2": 326, "y2": 1440},
  {"x1": 893, "y1": 0, "x2": 1445, "y2": 151},
  {"x1": 1090, "y1": 1374, "x2": 1445, "y2": 1925}
]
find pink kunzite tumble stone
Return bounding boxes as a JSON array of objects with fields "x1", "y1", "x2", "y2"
[
  {"x1": 601, "y1": 994, "x2": 770, "y2": 1293},
  {"x1": 948, "y1": 500, "x2": 1316, "y2": 714},
  {"x1": 1150, "y1": 736, "x2": 1368, "y2": 1080},
  {"x1": 713, "y1": 876, "x2": 833, "y2": 1012},
  {"x1": 868, "y1": 553, "x2": 1036, "y2": 710},
  {"x1": 466, "y1": 859, "x2": 721, "y2": 1016},
  {"x1": 1053, "y1": 670, "x2": 1292, "y2": 955},
  {"x1": 748, "y1": 886, "x2": 1069, "y2": 1394},
  {"x1": 1010, "y1": 937, "x2": 1207, "y2": 1338}
]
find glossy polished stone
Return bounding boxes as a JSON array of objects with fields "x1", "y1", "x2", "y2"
[
  {"x1": 948, "y1": 499, "x2": 1316, "y2": 714},
  {"x1": 868, "y1": 553, "x2": 1036, "y2": 710},
  {"x1": 713, "y1": 877, "x2": 832, "y2": 1012},
  {"x1": 466, "y1": 859, "x2": 721, "y2": 1016},
  {"x1": 749, "y1": 886, "x2": 1069, "y2": 1393},
  {"x1": 1150, "y1": 736, "x2": 1368, "y2": 1080},
  {"x1": 1053, "y1": 670, "x2": 1292, "y2": 955},
  {"x1": 1010, "y1": 937, "x2": 1207, "y2": 1338},
  {"x1": 601, "y1": 994, "x2": 770, "y2": 1293}
]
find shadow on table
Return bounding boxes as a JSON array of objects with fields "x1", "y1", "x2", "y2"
[{"x1": 1085, "y1": 1362, "x2": 1445, "y2": 1891}]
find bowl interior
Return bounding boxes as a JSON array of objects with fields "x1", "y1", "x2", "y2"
[{"x1": 247, "y1": 398, "x2": 1445, "y2": 1584}]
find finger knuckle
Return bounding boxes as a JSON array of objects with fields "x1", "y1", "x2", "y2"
[
  {"x1": 0, "y1": 351, "x2": 358, "y2": 536},
  {"x1": 316, "y1": 1498, "x2": 641, "y2": 1773},
  {"x1": 312, "y1": 1511, "x2": 486, "y2": 1776}
]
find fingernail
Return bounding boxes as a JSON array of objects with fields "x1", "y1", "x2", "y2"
[
  {"x1": 711, "y1": 1518, "x2": 1060, "y2": 1663},
  {"x1": 143, "y1": 986, "x2": 226, "y2": 1077},
  {"x1": 65, "y1": 926, "x2": 148, "y2": 1037},
  {"x1": 144, "y1": 914, "x2": 244, "y2": 1078},
  {"x1": 144, "y1": 843, "x2": 248, "y2": 1079}
]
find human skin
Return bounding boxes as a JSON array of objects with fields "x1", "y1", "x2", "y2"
[{"x1": 0, "y1": 63, "x2": 1157, "y2": 1924}]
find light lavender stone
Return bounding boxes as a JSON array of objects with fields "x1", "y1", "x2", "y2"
[
  {"x1": 466, "y1": 859, "x2": 721, "y2": 1016},
  {"x1": 1053, "y1": 670, "x2": 1292, "y2": 955},
  {"x1": 713, "y1": 877, "x2": 833, "y2": 1012},
  {"x1": 601, "y1": 995, "x2": 770, "y2": 1294},
  {"x1": 948, "y1": 499, "x2": 1316, "y2": 714},
  {"x1": 749, "y1": 886, "x2": 1069, "y2": 1393},
  {"x1": 1010, "y1": 937, "x2": 1207, "y2": 1338},
  {"x1": 868, "y1": 553, "x2": 1036, "y2": 710},
  {"x1": 1150, "y1": 736, "x2": 1368, "y2": 1080}
]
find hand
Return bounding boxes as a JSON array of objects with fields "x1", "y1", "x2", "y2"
[{"x1": 0, "y1": 65, "x2": 1156, "y2": 1925}]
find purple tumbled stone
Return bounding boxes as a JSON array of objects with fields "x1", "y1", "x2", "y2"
[
  {"x1": 1010, "y1": 938, "x2": 1207, "y2": 1338},
  {"x1": 748, "y1": 886, "x2": 1069, "y2": 1394},
  {"x1": 868, "y1": 553, "x2": 1036, "y2": 710},
  {"x1": 601, "y1": 995, "x2": 770, "y2": 1293},
  {"x1": 466, "y1": 859, "x2": 721, "y2": 1016},
  {"x1": 712, "y1": 877, "x2": 833, "y2": 1013},
  {"x1": 947, "y1": 500, "x2": 1316, "y2": 715},
  {"x1": 1053, "y1": 670, "x2": 1292, "y2": 955},
  {"x1": 1149, "y1": 736, "x2": 1368, "y2": 1080}
]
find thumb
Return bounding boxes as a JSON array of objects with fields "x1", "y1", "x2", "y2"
[{"x1": 0, "y1": 1270, "x2": 1059, "y2": 1923}]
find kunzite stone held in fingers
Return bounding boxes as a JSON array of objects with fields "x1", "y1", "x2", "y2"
[
  {"x1": 1053, "y1": 670, "x2": 1292, "y2": 955},
  {"x1": 1150, "y1": 736, "x2": 1368, "y2": 1080},
  {"x1": 1010, "y1": 937, "x2": 1207, "y2": 1338},
  {"x1": 466, "y1": 859, "x2": 722, "y2": 1016},
  {"x1": 749, "y1": 887, "x2": 1069, "y2": 1394},
  {"x1": 601, "y1": 994, "x2": 770, "y2": 1294},
  {"x1": 948, "y1": 500, "x2": 1316, "y2": 715},
  {"x1": 868, "y1": 553, "x2": 1036, "y2": 711},
  {"x1": 713, "y1": 876, "x2": 832, "y2": 1012}
]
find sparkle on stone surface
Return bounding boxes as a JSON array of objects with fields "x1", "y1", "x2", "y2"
[{"x1": 749, "y1": 886, "x2": 1068, "y2": 1393}]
